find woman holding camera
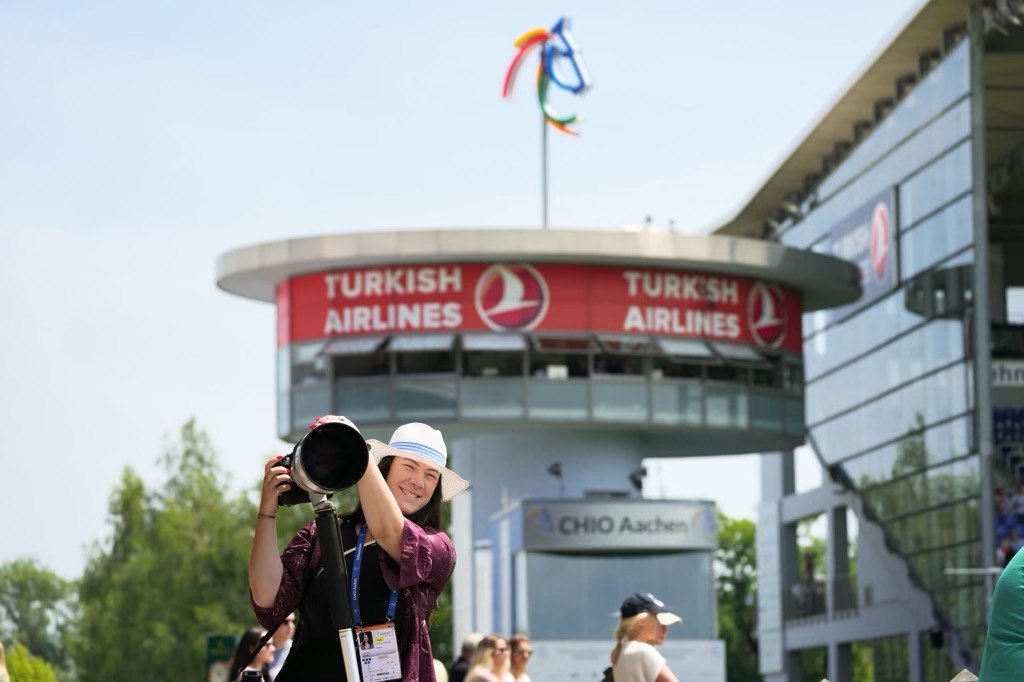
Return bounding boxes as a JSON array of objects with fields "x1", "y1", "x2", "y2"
[{"x1": 248, "y1": 417, "x2": 469, "y2": 682}]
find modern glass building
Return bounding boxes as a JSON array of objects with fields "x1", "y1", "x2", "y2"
[{"x1": 715, "y1": 1, "x2": 1024, "y2": 679}]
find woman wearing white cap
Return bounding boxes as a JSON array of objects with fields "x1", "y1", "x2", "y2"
[
  {"x1": 248, "y1": 417, "x2": 469, "y2": 682},
  {"x1": 609, "y1": 593, "x2": 681, "y2": 682}
]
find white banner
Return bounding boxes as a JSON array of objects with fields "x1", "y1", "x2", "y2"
[{"x1": 521, "y1": 500, "x2": 717, "y2": 551}]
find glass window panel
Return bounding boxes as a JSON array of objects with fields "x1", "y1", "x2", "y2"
[
  {"x1": 291, "y1": 340, "x2": 329, "y2": 386},
  {"x1": 277, "y1": 346, "x2": 291, "y2": 390},
  {"x1": 277, "y1": 390, "x2": 290, "y2": 438},
  {"x1": 706, "y1": 385, "x2": 748, "y2": 428},
  {"x1": 335, "y1": 351, "x2": 390, "y2": 378},
  {"x1": 461, "y1": 380, "x2": 525, "y2": 419},
  {"x1": 324, "y1": 335, "x2": 386, "y2": 355},
  {"x1": 394, "y1": 380, "x2": 457, "y2": 419},
  {"x1": 810, "y1": 362, "x2": 969, "y2": 464},
  {"x1": 706, "y1": 365, "x2": 749, "y2": 383},
  {"x1": 292, "y1": 340, "x2": 324, "y2": 364},
  {"x1": 525, "y1": 552, "x2": 715, "y2": 640},
  {"x1": 594, "y1": 355, "x2": 645, "y2": 376},
  {"x1": 805, "y1": 318, "x2": 966, "y2": 425},
  {"x1": 334, "y1": 380, "x2": 391, "y2": 424},
  {"x1": 782, "y1": 94, "x2": 966, "y2": 249},
  {"x1": 292, "y1": 385, "x2": 330, "y2": 432},
  {"x1": 899, "y1": 194, "x2": 973, "y2": 280},
  {"x1": 898, "y1": 141, "x2": 973, "y2": 230},
  {"x1": 813, "y1": 43, "x2": 969, "y2": 202},
  {"x1": 396, "y1": 351, "x2": 455, "y2": 374},
  {"x1": 784, "y1": 72, "x2": 971, "y2": 250},
  {"x1": 652, "y1": 382, "x2": 703, "y2": 425},
  {"x1": 531, "y1": 335, "x2": 598, "y2": 353},
  {"x1": 750, "y1": 392, "x2": 785, "y2": 432},
  {"x1": 785, "y1": 399, "x2": 805, "y2": 435},
  {"x1": 656, "y1": 337, "x2": 716, "y2": 359},
  {"x1": 842, "y1": 416, "x2": 973, "y2": 490},
  {"x1": 462, "y1": 333, "x2": 527, "y2": 351},
  {"x1": 592, "y1": 380, "x2": 648, "y2": 422},
  {"x1": 530, "y1": 354, "x2": 589, "y2": 378},
  {"x1": 598, "y1": 334, "x2": 657, "y2": 354},
  {"x1": 527, "y1": 380, "x2": 588, "y2": 420},
  {"x1": 710, "y1": 342, "x2": 769, "y2": 364},
  {"x1": 463, "y1": 350, "x2": 523, "y2": 377},
  {"x1": 388, "y1": 333, "x2": 455, "y2": 352},
  {"x1": 802, "y1": 249, "x2": 974, "y2": 381}
]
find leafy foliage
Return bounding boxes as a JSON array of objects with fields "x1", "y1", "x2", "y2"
[
  {"x1": 714, "y1": 512, "x2": 759, "y2": 682},
  {"x1": 0, "y1": 559, "x2": 73, "y2": 675},
  {"x1": 69, "y1": 419, "x2": 261, "y2": 682},
  {"x1": 4, "y1": 642, "x2": 58, "y2": 682}
]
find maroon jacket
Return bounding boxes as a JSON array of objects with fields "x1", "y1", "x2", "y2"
[{"x1": 252, "y1": 518, "x2": 455, "y2": 682}]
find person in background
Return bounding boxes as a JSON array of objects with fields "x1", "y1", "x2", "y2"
[
  {"x1": 466, "y1": 634, "x2": 510, "y2": 682},
  {"x1": 229, "y1": 626, "x2": 276, "y2": 681},
  {"x1": 449, "y1": 632, "x2": 483, "y2": 682},
  {"x1": 508, "y1": 634, "x2": 533, "y2": 682},
  {"x1": 979, "y1": 546, "x2": 1024, "y2": 681},
  {"x1": 265, "y1": 613, "x2": 295, "y2": 681},
  {"x1": 433, "y1": 658, "x2": 449, "y2": 682},
  {"x1": 610, "y1": 593, "x2": 681, "y2": 682}
]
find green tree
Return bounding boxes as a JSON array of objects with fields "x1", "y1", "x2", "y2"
[
  {"x1": 0, "y1": 559, "x2": 73, "y2": 672},
  {"x1": 70, "y1": 419, "x2": 260, "y2": 682},
  {"x1": 715, "y1": 512, "x2": 759, "y2": 682},
  {"x1": 5, "y1": 642, "x2": 58, "y2": 682}
]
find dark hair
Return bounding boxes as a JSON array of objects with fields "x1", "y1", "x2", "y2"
[
  {"x1": 228, "y1": 626, "x2": 266, "y2": 680},
  {"x1": 349, "y1": 456, "x2": 444, "y2": 530}
]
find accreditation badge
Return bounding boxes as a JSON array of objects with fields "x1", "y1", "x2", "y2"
[{"x1": 355, "y1": 623, "x2": 402, "y2": 682}]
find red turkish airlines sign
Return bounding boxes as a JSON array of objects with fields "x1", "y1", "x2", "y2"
[{"x1": 276, "y1": 263, "x2": 803, "y2": 353}]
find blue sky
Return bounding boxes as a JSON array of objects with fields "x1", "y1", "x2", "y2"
[{"x1": 1, "y1": 1, "x2": 920, "y2": 577}]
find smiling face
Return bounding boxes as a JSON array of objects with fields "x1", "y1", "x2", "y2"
[{"x1": 385, "y1": 456, "x2": 441, "y2": 515}]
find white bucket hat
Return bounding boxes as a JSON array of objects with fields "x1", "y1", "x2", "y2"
[{"x1": 367, "y1": 423, "x2": 469, "y2": 501}]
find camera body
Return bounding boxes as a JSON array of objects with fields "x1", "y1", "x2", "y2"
[
  {"x1": 241, "y1": 670, "x2": 263, "y2": 681},
  {"x1": 277, "y1": 419, "x2": 371, "y2": 507},
  {"x1": 277, "y1": 449, "x2": 318, "y2": 507}
]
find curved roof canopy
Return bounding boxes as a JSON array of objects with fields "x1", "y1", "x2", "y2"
[{"x1": 217, "y1": 228, "x2": 860, "y2": 312}]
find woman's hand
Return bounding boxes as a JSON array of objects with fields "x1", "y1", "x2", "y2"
[{"x1": 259, "y1": 455, "x2": 292, "y2": 516}]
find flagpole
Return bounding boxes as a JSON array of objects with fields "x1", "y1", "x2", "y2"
[{"x1": 541, "y1": 116, "x2": 549, "y2": 229}]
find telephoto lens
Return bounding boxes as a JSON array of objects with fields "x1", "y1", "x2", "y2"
[{"x1": 277, "y1": 419, "x2": 371, "y2": 507}]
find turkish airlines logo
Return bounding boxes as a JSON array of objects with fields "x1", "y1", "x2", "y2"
[
  {"x1": 870, "y1": 202, "x2": 891, "y2": 280},
  {"x1": 475, "y1": 264, "x2": 550, "y2": 331},
  {"x1": 748, "y1": 282, "x2": 786, "y2": 348}
]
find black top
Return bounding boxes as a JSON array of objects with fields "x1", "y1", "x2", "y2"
[
  {"x1": 276, "y1": 519, "x2": 405, "y2": 681},
  {"x1": 449, "y1": 657, "x2": 471, "y2": 682}
]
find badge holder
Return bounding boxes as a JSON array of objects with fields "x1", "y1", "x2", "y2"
[{"x1": 311, "y1": 493, "x2": 363, "y2": 682}]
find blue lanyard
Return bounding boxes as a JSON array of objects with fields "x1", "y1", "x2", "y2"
[{"x1": 350, "y1": 523, "x2": 399, "y2": 627}]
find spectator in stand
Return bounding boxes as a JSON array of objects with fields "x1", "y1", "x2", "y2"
[
  {"x1": 1012, "y1": 483, "x2": 1024, "y2": 518},
  {"x1": 998, "y1": 537, "x2": 1015, "y2": 568},
  {"x1": 449, "y1": 633, "x2": 483, "y2": 682},
  {"x1": 996, "y1": 486, "x2": 1013, "y2": 516}
]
